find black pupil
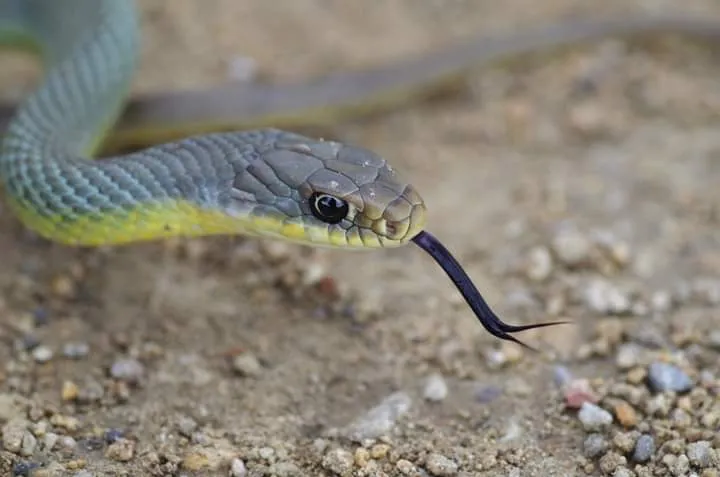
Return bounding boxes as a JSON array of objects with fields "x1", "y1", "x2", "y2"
[{"x1": 311, "y1": 193, "x2": 348, "y2": 224}]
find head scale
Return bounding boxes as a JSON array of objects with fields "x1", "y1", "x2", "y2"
[{"x1": 229, "y1": 132, "x2": 426, "y2": 249}]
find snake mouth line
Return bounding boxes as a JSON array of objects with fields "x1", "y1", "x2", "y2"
[{"x1": 411, "y1": 230, "x2": 569, "y2": 351}]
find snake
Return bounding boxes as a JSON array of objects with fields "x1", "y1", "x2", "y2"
[{"x1": 1, "y1": 0, "x2": 719, "y2": 349}]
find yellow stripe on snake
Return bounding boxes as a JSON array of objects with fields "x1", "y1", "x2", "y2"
[{"x1": 2, "y1": 0, "x2": 719, "y2": 346}]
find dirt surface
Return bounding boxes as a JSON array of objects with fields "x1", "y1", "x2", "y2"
[{"x1": 1, "y1": 1, "x2": 720, "y2": 476}]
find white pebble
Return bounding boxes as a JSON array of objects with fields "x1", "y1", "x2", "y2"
[
  {"x1": 343, "y1": 392, "x2": 411, "y2": 442},
  {"x1": 423, "y1": 374, "x2": 448, "y2": 402},
  {"x1": 578, "y1": 402, "x2": 613, "y2": 431},
  {"x1": 32, "y1": 345, "x2": 53, "y2": 363},
  {"x1": 425, "y1": 453, "x2": 458, "y2": 476},
  {"x1": 230, "y1": 458, "x2": 247, "y2": 477}
]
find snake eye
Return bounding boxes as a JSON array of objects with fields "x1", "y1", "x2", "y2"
[{"x1": 309, "y1": 193, "x2": 349, "y2": 224}]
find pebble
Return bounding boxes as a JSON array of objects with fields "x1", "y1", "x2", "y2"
[
  {"x1": 583, "y1": 433, "x2": 608, "y2": 458},
  {"x1": 615, "y1": 344, "x2": 643, "y2": 369},
  {"x1": 176, "y1": 415, "x2": 198, "y2": 437},
  {"x1": 551, "y1": 227, "x2": 591, "y2": 267},
  {"x1": 20, "y1": 431, "x2": 37, "y2": 457},
  {"x1": 104, "y1": 428, "x2": 124, "y2": 444},
  {"x1": 343, "y1": 391, "x2": 411, "y2": 442},
  {"x1": 613, "y1": 401, "x2": 639, "y2": 428},
  {"x1": 525, "y1": 246, "x2": 553, "y2": 281},
  {"x1": 12, "y1": 462, "x2": 40, "y2": 476},
  {"x1": 110, "y1": 358, "x2": 144, "y2": 382},
  {"x1": 612, "y1": 468, "x2": 634, "y2": 477},
  {"x1": 578, "y1": 402, "x2": 613, "y2": 431},
  {"x1": 3, "y1": 418, "x2": 29, "y2": 453},
  {"x1": 423, "y1": 373, "x2": 448, "y2": 402},
  {"x1": 563, "y1": 379, "x2": 598, "y2": 409},
  {"x1": 42, "y1": 432, "x2": 58, "y2": 451},
  {"x1": 31, "y1": 345, "x2": 53, "y2": 363},
  {"x1": 647, "y1": 362, "x2": 693, "y2": 393},
  {"x1": 321, "y1": 448, "x2": 354, "y2": 475},
  {"x1": 632, "y1": 434, "x2": 655, "y2": 463},
  {"x1": 229, "y1": 458, "x2": 247, "y2": 477},
  {"x1": 612, "y1": 432, "x2": 637, "y2": 454},
  {"x1": 687, "y1": 441, "x2": 715, "y2": 468},
  {"x1": 232, "y1": 353, "x2": 263, "y2": 377},
  {"x1": 62, "y1": 342, "x2": 90, "y2": 359},
  {"x1": 396, "y1": 459, "x2": 417, "y2": 475},
  {"x1": 61, "y1": 381, "x2": 79, "y2": 401},
  {"x1": 584, "y1": 279, "x2": 631, "y2": 314},
  {"x1": 58, "y1": 436, "x2": 77, "y2": 450},
  {"x1": 105, "y1": 438, "x2": 135, "y2": 462},
  {"x1": 598, "y1": 451, "x2": 627, "y2": 475},
  {"x1": 425, "y1": 453, "x2": 458, "y2": 476}
]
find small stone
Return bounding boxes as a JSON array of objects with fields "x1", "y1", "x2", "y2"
[
  {"x1": 103, "y1": 428, "x2": 124, "y2": 444},
  {"x1": 552, "y1": 227, "x2": 591, "y2": 267},
  {"x1": 614, "y1": 401, "x2": 639, "y2": 428},
  {"x1": 50, "y1": 414, "x2": 80, "y2": 431},
  {"x1": 563, "y1": 379, "x2": 598, "y2": 409},
  {"x1": 670, "y1": 454, "x2": 690, "y2": 476},
  {"x1": 525, "y1": 246, "x2": 553, "y2": 281},
  {"x1": 632, "y1": 435, "x2": 655, "y2": 463},
  {"x1": 616, "y1": 344, "x2": 643, "y2": 369},
  {"x1": 62, "y1": 342, "x2": 89, "y2": 359},
  {"x1": 396, "y1": 459, "x2": 417, "y2": 475},
  {"x1": 343, "y1": 392, "x2": 411, "y2": 442},
  {"x1": 578, "y1": 402, "x2": 613, "y2": 431},
  {"x1": 12, "y1": 461, "x2": 40, "y2": 476},
  {"x1": 321, "y1": 448, "x2": 354, "y2": 475},
  {"x1": 354, "y1": 448, "x2": 370, "y2": 467},
  {"x1": 42, "y1": 432, "x2": 58, "y2": 451},
  {"x1": 110, "y1": 358, "x2": 144, "y2": 382},
  {"x1": 583, "y1": 433, "x2": 608, "y2": 458},
  {"x1": 58, "y1": 436, "x2": 77, "y2": 450},
  {"x1": 51, "y1": 275, "x2": 76, "y2": 299},
  {"x1": 31, "y1": 346, "x2": 53, "y2": 363},
  {"x1": 584, "y1": 280, "x2": 631, "y2": 314},
  {"x1": 423, "y1": 373, "x2": 448, "y2": 402},
  {"x1": 2, "y1": 418, "x2": 29, "y2": 453},
  {"x1": 425, "y1": 453, "x2": 458, "y2": 476},
  {"x1": 105, "y1": 438, "x2": 134, "y2": 462},
  {"x1": 20, "y1": 431, "x2": 36, "y2": 457},
  {"x1": 363, "y1": 445, "x2": 385, "y2": 461},
  {"x1": 229, "y1": 458, "x2": 247, "y2": 477},
  {"x1": 598, "y1": 451, "x2": 626, "y2": 475},
  {"x1": 231, "y1": 353, "x2": 262, "y2": 377},
  {"x1": 687, "y1": 441, "x2": 715, "y2": 468},
  {"x1": 258, "y1": 446, "x2": 275, "y2": 462},
  {"x1": 176, "y1": 415, "x2": 198, "y2": 437},
  {"x1": 61, "y1": 381, "x2": 79, "y2": 401},
  {"x1": 647, "y1": 362, "x2": 693, "y2": 393},
  {"x1": 612, "y1": 432, "x2": 637, "y2": 453},
  {"x1": 612, "y1": 468, "x2": 634, "y2": 477}
]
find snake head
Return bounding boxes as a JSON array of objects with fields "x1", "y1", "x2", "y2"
[{"x1": 230, "y1": 131, "x2": 426, "y2": 249}]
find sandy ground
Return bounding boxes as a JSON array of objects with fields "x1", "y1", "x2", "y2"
[{"x1": 0, "y1": 1, "x2": 719, "y2": 476}]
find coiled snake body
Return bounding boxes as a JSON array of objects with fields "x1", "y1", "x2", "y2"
[{"x1": 3, "y1": 0, "x2": 718, "y2": 346}]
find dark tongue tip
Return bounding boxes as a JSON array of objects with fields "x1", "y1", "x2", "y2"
[{"x1": 411, "y1": 230, "x2": 569, "y2": 352}]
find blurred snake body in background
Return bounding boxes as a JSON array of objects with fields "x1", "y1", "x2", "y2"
[{"x1": 1, "y1": 0, "x2": 719, "y2": 345}]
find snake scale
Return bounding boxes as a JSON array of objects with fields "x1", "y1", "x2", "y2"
[{"x1": 2, "y1": 0, "x2": 720, "y2": 347}]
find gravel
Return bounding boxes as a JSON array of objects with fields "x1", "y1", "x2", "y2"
[
  {"x1": 647, "y1": 362, "x2": 693, "y2": 393},
  {"x1": 578, "y1": 402, "x2": 613, "y2": 431}
]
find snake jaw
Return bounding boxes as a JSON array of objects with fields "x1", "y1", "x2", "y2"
[{"x1": 411, "y1": 230, "x2": 569, "y2": 350}]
